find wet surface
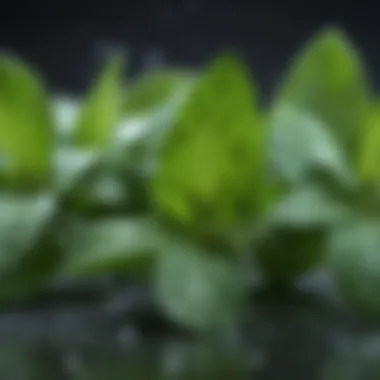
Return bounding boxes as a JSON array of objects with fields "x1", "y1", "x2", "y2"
[{"x1": 0, "y1": 271, "x2": 377, "y2": 380}]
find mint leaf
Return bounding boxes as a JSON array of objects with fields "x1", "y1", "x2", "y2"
[
  {"x1": 0, "y1": 56, "x2": 54, "y2": 186},
  {"x1": 154, "y1": 239, "x2": 245, "y2": 331},
  {"x1": 0, "y1": 193, "x2": 56, "y2": 274},
  {"x1": 327, "y1": 218, "x2": 380, "y2": 316},
  {"x1": 59, "y1": 217, "x2": 161, "y2": 276},
  {"x1": 269, "y1": 106, "x2": 355, "y2": 188},
  {"x1": 74, "y1": 55, "x2": 124, "y2": 148},
  {"x1": 153, "y1": 54, "x2": 265, "y2": 234},
  {"x1": 124, "y1": 69, "x2": 196, "y2": 116},
  {"x1": 274, "y1": 27, "x2": 370, "y2": 158}
]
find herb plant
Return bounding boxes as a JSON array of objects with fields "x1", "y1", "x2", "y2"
[{"x1": 1, "y1": 27, "x2": 380, "y2": 331}]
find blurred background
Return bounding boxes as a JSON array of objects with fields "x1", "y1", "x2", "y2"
[
  {"x1": 0, "y1": 0, "x2": 376, "y2": 98},
  {"x1": 0, "y1": 1, "x2": 378, "y2": 379}
]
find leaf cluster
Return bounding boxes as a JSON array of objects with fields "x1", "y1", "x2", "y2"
[{"x1": 1, "y1": 28, "x2": 379, "y2": 331}]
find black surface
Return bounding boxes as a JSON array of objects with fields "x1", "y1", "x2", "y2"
[{"x1": 0, "y1": 0, "x2": 377, "y2": 97}]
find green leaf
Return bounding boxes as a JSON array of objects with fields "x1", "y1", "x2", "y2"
[
  {"x1": 254, "y1": 182, "x2": 350, "y2": 285},
  {"x1": 116, "y1": 70, "x2": 197, "y2": 180},
  {"x1": 0, "y1": 193, "x2": 56, "y2": 274},
  {"x1": 59, "y1": 217, "x2": 161, "y2": 276},
  {"x1": 61, "y1": 161, "x2": 137, "y2": 215},
  {"x1": 269, "y1": 106, "x2": 355, "y2": 188},
  {"x1": 113, "y1": 82, "x2": 194, "y2": 178},
  {"x1": 358, "y1": 103, "x2": 380, "y2": 184},
  {"x1": 81, "y1": 173, "x2": 128, "y2": 209},
  {"x1": 154, "y1": 239, "x2": 245, "y2": 331},
  {"x1": 74, "y1": 55, "x2": 124, "y2": 148},
  {"x1": 153, "y1": 54, "x2": 265, "y2": 235},
  {"x1": 327, "y1": 218, "x2": 380, "y2": 316},
  {"x1": 124, "y1": 69, "x2": 196, "y2": 116},
  {"x1": 274, "y1": 27, "x2": 370, "y2": 158},
  {"x1": 266, "y1": 182, "x2": 350, "y2": 229},
  {"x1": 53, "y1": 147, "x2": 100, "y2": 194},
  {"x1": 0, "y1": 56, "x2": 54, "y2": 186},
  {"x1": 0, "y1": 230, "x2": 62, "y2": 301}
]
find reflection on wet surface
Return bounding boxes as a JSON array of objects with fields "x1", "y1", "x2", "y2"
[
  {"x1": 0, "y1": 282, "x2": 255, "y2": 379},
  {"x1": 0, "y1": 338, "x2": 253, "y2": 380},
  {"x1": 0, "y1": 277, "x2": 370, "y2": 380}
]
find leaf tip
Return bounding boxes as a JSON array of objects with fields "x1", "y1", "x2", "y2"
[{"x1": 307, "y1": 25, "x2": 357, "y2": 55}]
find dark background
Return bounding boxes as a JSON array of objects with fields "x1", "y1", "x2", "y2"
[
  {"x1": 0, "y1": 2, "x2": 376, "y2": 378},
  {"x1": 0, "y1": 0, "x2": 376, "y2": 98}
]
